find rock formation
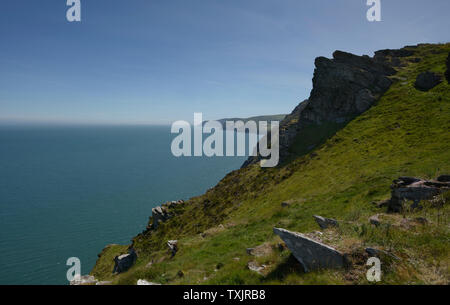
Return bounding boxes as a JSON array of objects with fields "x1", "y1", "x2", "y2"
[
  {"x1": 167, "y1": 240, "x2": 178, "y2": 257},
  {"x1": 313, "y1": 215, "x2": 338, "y2": 229},
  {"x1": 113, "y1": 248, "x2": 137, "y2": 274},
  {"x1": 414, "y1": 71, "x2": 443, "y2": 91},
  {"x1": 150, "y1": 200, "x2": 184, "y2": 230},
  {"x1": 243, "y1": 47, "x2": 402, "y2": 166},
  {"x1": 387, "y1": 176, "x2": 450, "y2": 212},
  {"x1": 273, "y1": 227, "x2": 347, "y2": 272}
]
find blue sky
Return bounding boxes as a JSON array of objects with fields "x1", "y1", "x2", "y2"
[{"x1": 0, "y1": 0, "x2": 449, "y2": 125}]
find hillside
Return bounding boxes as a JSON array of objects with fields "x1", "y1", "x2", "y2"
[
  {"x1": 90, "y1": 43, "x2": 450, "y2": 285},
  {"x1": 203, "y1": 114, "x2": 287, "y2": 129}
]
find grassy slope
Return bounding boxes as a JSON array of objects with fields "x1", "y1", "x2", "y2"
[{"x1": 91, "y1": 43, "x2": 450, "y2": 285}]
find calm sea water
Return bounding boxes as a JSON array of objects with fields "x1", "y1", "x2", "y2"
[{"x1": 0, "y1": 125, "x2": 246, "y2": 284}]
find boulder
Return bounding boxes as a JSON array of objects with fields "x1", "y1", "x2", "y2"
[
  {"x1": 70, "y1": 275, "x2": 97, "y2": 285},
  {"x1": 243, "y1": 47, "x2": 398, "y2": 167},
  {"x1": 113, "y1": 248, "x2": 137, "y2": 274},
  {"x1": 247, "y1": 261, "x2": 266, "y2": 275},
  {"x1": 167, "y1": 240, "x2": 178, "y2": 257},
  {"x1": 369, "y1": 215, "x2": 381, "y2": 226},
  {"x1": 150, "y1": 200, "x2": 184, "y2": 230},
  {"x1": 388, "y1": 176, "x2": 450, "y2": 212},
  {"x1": 313, "y1": 215, "x2": 339, "y2": 229},
  {"x1": 414, "y1": 71, "x2": 443, "y2": 91},
  {"x1": 365, "y1": 247, "x2": 400, "y2": 260},
  {"x1": 273, "y1": 227, "x2": 347, "y2": 272}
]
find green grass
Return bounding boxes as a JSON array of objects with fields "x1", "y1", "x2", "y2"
[{"x1": 91, "y1": 43, "x2": 450, "y2": 285}]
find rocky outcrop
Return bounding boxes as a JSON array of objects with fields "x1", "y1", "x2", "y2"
[
  {"x1": 167, "y1": 240, "x2": 178, "y2": 257},
  {"x1": 243, "y1": 47, "x2": 402, "y2": 166},
  {"x1": 273, "y1": 227, "x2": 347, "y2": 272},
  {"x1": 113, "y1": 248, "x2": 137, "y2": 274},
  {"x1": 387, "y1": 176, "x2": 450, "y2": 212},
  {"x1": 150, "y1": 200, "x2": 184, "y2": 230},
  {"x1": 373, "y1": 48, "x2": 415, "y2": 67},
  {"x1": 313, "y1": 215, "x2": 338, "y2": 229},
  {"x1": 414, "y1": 71, "x2": 443, "y2": 91}
]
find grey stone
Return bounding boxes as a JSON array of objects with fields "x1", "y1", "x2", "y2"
[
  {"x1": 365, "y1": 247, "x2": 400, "y2": 261},
  {"x1": 273, "y1": 227, "x2": 347, "y2": 272},
  {"x1": 388, "y1": 176, "x2": 450, "y2": 212},
  {"x1": 414, "y1": 71, "x2": 443, "y2": 91},
  {"x1": 113, "y1": 248, "x2": 137, "y2": 274},
  {"x1": 313, "y1": 215, "x2": 339, "y2": 229},
  {"x1": 369, "y1": 215, "x2": 381, "y2": 226},
  {"x1": 243, "y1": 47, "x2": 397, "y2": 167},
  {"x1": 150, "y1": 200, "x2": 184, "y2": 230},
  {"x1": 247, "y1": 261, "x2": 265, "y2": 275}
]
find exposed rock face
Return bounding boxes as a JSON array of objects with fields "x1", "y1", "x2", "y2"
[
  {"x1": 313, "y1": 215, "x2": 339, "y2": 229},
  {"x1": 150, "y1": 200, "x2": 184, "y2": 230},
  {"x1": 113, "y1": 248, "x2": 137, "y2": 274},
  {"x1": 388, "y1": 176, "x2": 450, "y2": 212},
  {"x1": 373, "y1": 48, "x2": 415, "y2": 67},
  {"x1": 243, "y1": 47, "x2": 400, "y2": 166},
  {"x1": 414, "y1": 71, "x2": 443, "y2": 91},
  {"x1": 273, "y1": 227, "x2": 347, "y2": 272}
]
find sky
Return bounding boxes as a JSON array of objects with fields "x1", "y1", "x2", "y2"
[{"x1": 0, "y1": 0, "x2": 449, "y2": 125}]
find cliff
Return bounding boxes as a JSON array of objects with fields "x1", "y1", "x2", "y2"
[{"x1": 90, "y1": 43, "x2": 450, "y2": 285}]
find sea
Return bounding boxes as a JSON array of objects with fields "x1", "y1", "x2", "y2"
[{"x1": 0, "y1": 125, "x2": 247, "y2": 284}]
